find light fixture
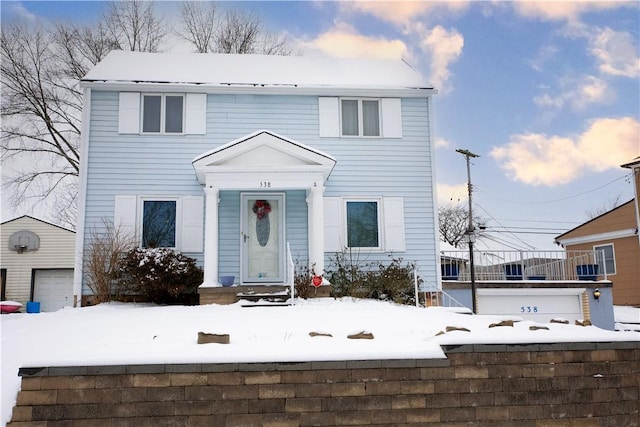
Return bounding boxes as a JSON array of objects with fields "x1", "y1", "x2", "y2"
[
  {"x1": 593, "y1": 288, "x2": 601, "y2": 301},
  {"x1": 14, "y1": 244, "x2": 27, "y2": 254}
]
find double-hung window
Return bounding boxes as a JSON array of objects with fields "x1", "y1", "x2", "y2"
[
  {"x1": 345, "y1": 199, "x2": 382, "y2": 249},
  {"x1": 594, "y1": 243, "x2": 616, "y2": 275},
  {"x1": 142, "y1": 200, "x2": 177, "y2": 248},
  {"x1": 142, "y1": 94, "x2": 184, "y2": 134},
  {"x1": 341, "y1": 99, "x2": 380, "y2": 137}
]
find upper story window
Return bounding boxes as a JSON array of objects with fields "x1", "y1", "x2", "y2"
[
  {"x1": 341, "y1": 99, "x2": 380, "y2": 137},
  {"x1": 142, "y1": 94, "x2": 184, "y2": 134}
]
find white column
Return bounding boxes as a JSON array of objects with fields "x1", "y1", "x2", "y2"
[
  {"x1": 307, "y1": 183, "x2": 325, "y2": 275},
  {"x1": 202, "y1": 185, "x2": 220, "y2": 287}
]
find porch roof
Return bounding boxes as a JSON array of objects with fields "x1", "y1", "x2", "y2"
[{"x1": 192, "y1": 130, "x2": 336, "y2": 185}]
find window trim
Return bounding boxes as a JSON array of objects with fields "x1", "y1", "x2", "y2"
[
  {"x1": 139, "y1": 197, "x2": 181, "y2": 249},
  {"x1": 343, "y1": 197, "x2": 384, "y2": 251},
  {"x1": 141, "y1": 94, "x2": 185, "y2": 135},
  {"x1": 593, "y1": 243, "x2": 616, "y2": 276},
  {"x1": 339, "y1": 98, "x2": 381, "y2": 138}
]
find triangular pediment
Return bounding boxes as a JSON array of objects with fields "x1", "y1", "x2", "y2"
[{"x1": 193, "y1": 130, "x2": 336, "y2": 184}]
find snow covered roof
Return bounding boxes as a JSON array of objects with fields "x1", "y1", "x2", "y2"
[{"x1": 81, "y1": 51, "x2": 432, "y2": 92}]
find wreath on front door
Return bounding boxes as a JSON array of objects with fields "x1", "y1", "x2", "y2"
[
  {"x1": 252, "y1": 200, "x2": 272, "y2": 220},
  {"x1": 253, "y1": 200, "x2": 271, "y2": 247}
]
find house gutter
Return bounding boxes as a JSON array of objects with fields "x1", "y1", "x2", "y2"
[{"x1": 79, "y1": 80, "x2": 436, "y2": 98}]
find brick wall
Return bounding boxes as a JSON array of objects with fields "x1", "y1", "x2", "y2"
[{"x1": 8, "y1": 342, "x2": 639, "y2": 426}]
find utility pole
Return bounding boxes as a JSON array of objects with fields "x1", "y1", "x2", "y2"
[{"x1": 456, "y1": 149, "x2": 480, "y2": 314}]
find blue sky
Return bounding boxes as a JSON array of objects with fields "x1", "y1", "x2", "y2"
[{"x1": 2, "y1": 1, "x2": 639, "y2": 250}]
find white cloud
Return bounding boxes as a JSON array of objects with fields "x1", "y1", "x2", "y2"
[
  {"x1": 420, "y1": 25, "x2": 464, "y2": 93},
  {"x1": 590, "y1": 27, "x2": 640, "y2": 78},
  {"x1": 490, "y1": 117, "x2": 640, "y2": 186},
  {"x1": 529, "y1": 45, "x2": 560, "y2": 72},
  {"x1": 2, "y1": 2, "x2": 37, "y2": 23},
  {"x1": 513, "y1": 1, "x2": 622, "y2": 22},
  {"x1": 437, "y1": 182, "x2": 468, "y2": 205},
  {"x1": 435, "y1": 137, "x2": 453, "y2": 149},
  {"x1": 534, "y1": 75, "x2": 613, "y2": 111},
  {"x1": 340, "y1": 1, "x2": 469, "y2": 28},
  {"x1": 299, "y1": 22, "x2": 409, "y2": 60}
]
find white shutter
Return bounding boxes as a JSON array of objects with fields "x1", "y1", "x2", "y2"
[
  {"x1": 114, "y1": 195, "x2": 137, "y2": 241},
  {"x1": 118, "y1": 93, "x2": 140, "y2": 134},
  {"x1": 181, "y1": 196, "x2": 204, "y2": 252},
  {"x1": 185, "y1": 93, "x2": 207, "y2": 134},
  {"x1": 318, "y1": 97, "x2": 340, "y2": 137},
  {"x1": 323, "y1": 197, "x2": 342, "y2": 252},
  {"x1": 381, "y1": 98, "x2": 402, "y2": 138},
  {"x1": 383, "y1": 197, "x2": 406, "y2": 252}
]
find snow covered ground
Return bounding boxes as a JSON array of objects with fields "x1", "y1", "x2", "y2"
[{"x1": 1, "y1": 298, "x2": 639, "y2": 426}]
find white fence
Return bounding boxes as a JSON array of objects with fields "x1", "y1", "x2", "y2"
[{"x1": 440, "y1": 249, "x2": 607, "y2": 281}]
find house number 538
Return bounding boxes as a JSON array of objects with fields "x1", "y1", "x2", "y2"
[{"x1": 260, "y1": 181, "x2": 271, "y2": 188}]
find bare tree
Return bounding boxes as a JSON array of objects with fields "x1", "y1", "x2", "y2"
[
  {"x1": 1, "y1": 24, "x2": 82, "y2": 218},
  {"x1": 438, "y1": 204, "x2": 485, "y2": 248},
  {"x1": 209, "y1": 8, "x2": 291, "y2": 55},
  {"x1": 176, "y1": 1, "x2": 218, "y2": 53},
  {"x1": 104, "y1": 0, "x2": 165, "y2": 52},
  {"x1": 585, "y1": 195, "x2": 624, "y2": 220},
  {"x1": 85, "y1": 220, "x2": 136, "y2": 303}
]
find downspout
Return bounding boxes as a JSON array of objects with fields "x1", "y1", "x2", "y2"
[{"x1": 72, "y1": 87, "x2": 91, "y2": 307}]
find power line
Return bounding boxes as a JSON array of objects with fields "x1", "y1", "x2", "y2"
[{"x1": 476, "y1": 173, "x2": 631, "y2": 205}]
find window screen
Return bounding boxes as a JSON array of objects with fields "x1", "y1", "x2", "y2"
[
  {"x1": 341, "y1": 100, "x2": 359, "y2": 136},
  {"x1": 142, "y1": 95, "x2": 161, "y2": 133},
  {"x1": 362, "y1": 100, "x2": 380, "y2": 136},
  {"x1": 165, "y1": 96, "x2": 184, "y2": 133},
  {"x1": 594, "y1": 244, "x2": 616, "y2": 275}
]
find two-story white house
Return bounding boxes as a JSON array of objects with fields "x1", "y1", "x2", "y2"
[{"x1": 74, "y1": 51, "x2": 438, "y2": 304}]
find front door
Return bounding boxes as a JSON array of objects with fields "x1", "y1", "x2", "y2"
[{"x1": 241, "y1": 193, "x2": 285, "y2": 283}]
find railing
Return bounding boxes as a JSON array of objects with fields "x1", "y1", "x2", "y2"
[
  {"x1": 440, "y1": 249, "x2": 607, "y2": 282},
  {"x1": 286, "y1": 242, "x2": 295, "y2": 300}
]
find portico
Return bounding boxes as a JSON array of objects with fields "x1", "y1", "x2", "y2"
[{"x1": 192, "y1": 130, "x2": 336, "y2": 287}]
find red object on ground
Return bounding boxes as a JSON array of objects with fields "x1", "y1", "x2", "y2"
[
  {"x1": 1, "y1": 301, "x2": 22, "y2": 314},
  {"x1": 312, "y1": 276, "x2": 323, "y2": 288}
]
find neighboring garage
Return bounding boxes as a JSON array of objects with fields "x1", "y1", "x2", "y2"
[
  {"x1": 1, "y1": 216, "x2": 76, "y2": 312},
  {"x1": 477, "y1": 288, "x2": 586, "y2": 323},
  {"x1": 33, "y1": 269, "x2": 75, "y2": 312}
]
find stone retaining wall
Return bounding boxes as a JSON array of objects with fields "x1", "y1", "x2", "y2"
[{"x1": 8, "y1": 342, "x2": 639, "y2": 426}]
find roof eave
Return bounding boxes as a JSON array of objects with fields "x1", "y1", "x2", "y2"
[{"x1": 79, "y1": 80, "x2": 437, "y2": 97}]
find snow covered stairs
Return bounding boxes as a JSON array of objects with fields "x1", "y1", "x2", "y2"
[{"x1": 237, "y1": 285, "x2": 291, "y2": 307}]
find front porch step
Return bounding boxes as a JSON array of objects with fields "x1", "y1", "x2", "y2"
[{"x1": 199, "y1": 285, "x2": 292, "y2": 306}]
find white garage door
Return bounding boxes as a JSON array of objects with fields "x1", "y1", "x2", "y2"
[
  {"x1": 477, "y1": 288, "x2": 585, "y2": 323},
  {"x1": 33, "y1": 269, "x2": 74, "y2": 312}
]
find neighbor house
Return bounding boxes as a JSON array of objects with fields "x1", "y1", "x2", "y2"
[
  {"x1": 73, "y1": 51, "x2": 439, "y2": 304},
  {"x1": 1, "y1": 216, "x2": 76, "y2": 312},
  {"x1": 554, "y1": 199, "x2": 639, "y2": 307}
]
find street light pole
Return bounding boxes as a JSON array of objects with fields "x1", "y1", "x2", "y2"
[{"x1": 456, "y1": 149, "x2": 480, "y2": 314}]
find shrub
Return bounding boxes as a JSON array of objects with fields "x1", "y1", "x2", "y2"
[
  {"x1": 85, "y1": 220, "x2": 136, "y2": 304},
  {"x1": 327, "y1": 250, "x2": 420, "y2": 305},
  {"x1": 118, "y1": 248, "x2": 203, "y2": 305}
]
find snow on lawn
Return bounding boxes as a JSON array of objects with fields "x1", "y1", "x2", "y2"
[{"x1": 1, "y1": 298, "x2": 639, "y2": 425}]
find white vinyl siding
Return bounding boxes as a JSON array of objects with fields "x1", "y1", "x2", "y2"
[
  {"x1": 323, "y1": 197, "x2": 405, "y2": 252},
  {"x1": 118, "y1": 92, "x2": 140, "y2": 134},
  {"x1": 319, "y1": 97, "x2": 401, "y2": 138},
  {"x1": 114, "y1": 195, "x2": 203, "y2": 252}
]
